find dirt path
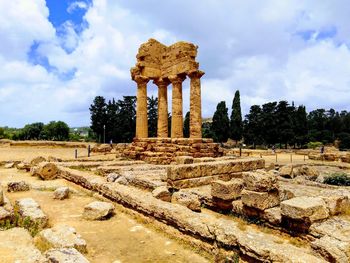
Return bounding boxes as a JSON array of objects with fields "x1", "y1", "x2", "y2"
[{"x1": 0, "y1": 168, "x2": 210, "y2": 263}]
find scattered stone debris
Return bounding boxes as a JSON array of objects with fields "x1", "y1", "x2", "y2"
[
  {"x1": 53, "y1": 187, "x2": 70, "y2": 200},
  {"x1": 0, "y1": 227, "x2": 46, "y2": 262},
  {"x1": 106, "y1": 172, "x2": 120, "y2": 182},
  {"x1": 35, "y1": 224, "x2": 87, "y2": 253},
  {"x1": 35, "y1": 162, "x2": 59, "y2": 180},
  {"x1": 152, "y1": 186, "x2": 172, "y2": 202},
  {"x1": 14, "y1": 198, "x2": 48, "y2": 229},
  {"x1": 45, "y1": 248, "x2": 90, "y2": 263},
  {"x1": 4, "y1": 162, "x2": 15, "y2": 169},
  {"x1": 7, "y1": 181, "x2": 30, "y2": 192},
  {"x1": 83, "y1": 201, "x2": 115, "y2": 220},
  {"x1": 172, "y1": 190, "x2": 201, "y2": 212}
]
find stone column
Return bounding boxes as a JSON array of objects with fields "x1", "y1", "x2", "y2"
[
  {"x1": 189, "y1": 70, "x2": 205, "y2": 138},
  {"x1": 134, "y1": 75, "x2": 149, "y2": 138},
  {"x1": 154, "y1": 78, "x2": 170, "y2": 138},
  {"x1": 169, "y1": 75, "x2": 186, "y2": 138}
]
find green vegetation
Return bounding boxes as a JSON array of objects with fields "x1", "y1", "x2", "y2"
[
  {"x1": 212, "y1": 101, "x2": 230, "y2": 142},
  {"x1": 183, "y1": 111, "x2": 190, "y2": 138},
  {"x1": 307, "y1": 141, "x2": 323, "y2": 149},
  {"x1": 324, "y1": 173, "x2": 350, "y2": 186},
  {"x1": 230, "y1": 90, "x2": 243, "y2": 141},
  {"x1": 0, "y1": 214, "x2": 41, "y2": 237}
]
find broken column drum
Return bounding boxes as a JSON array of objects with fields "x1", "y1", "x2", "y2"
[{"x1": 131, "y1": 39, "x2": 205, "y2": 139}]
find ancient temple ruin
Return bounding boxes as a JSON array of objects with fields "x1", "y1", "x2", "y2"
[
  {"x1": 124, "y1": 39, "x2": 221, "y2": 164},
  {"x1": 131, "y1": 38, "x2": 204, "y2": 139}
]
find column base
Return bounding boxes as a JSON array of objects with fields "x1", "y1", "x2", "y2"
[{"x1": 123, "y1": 138, "x2": 223, "y2": 164}]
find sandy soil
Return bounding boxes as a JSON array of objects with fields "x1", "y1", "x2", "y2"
[
  {"x1": 0, "y1": 145, "x2": 113, "y2": 162},
  {"x1": 0, "y1": 168, "x2": 210, "y2": 263}
]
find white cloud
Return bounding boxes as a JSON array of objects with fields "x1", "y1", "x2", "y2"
[
  {"x1": 67, "y1": 1, "x2": 89, "y2": 14},
  {"x1": 1, "y1": 0, "x2": 350, "y2": 127}
]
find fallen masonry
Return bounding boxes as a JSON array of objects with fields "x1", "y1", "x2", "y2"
[{"x1": 56, "y1": 165, "x2": 328, "y2": 262}]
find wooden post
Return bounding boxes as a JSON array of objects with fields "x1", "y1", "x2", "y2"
[
  {"x1": 75, "y1": 149, "x2": 78, "y2": 159},
  {"x1": 88, "y1": 145, "x2": 91, "y2": 157}
]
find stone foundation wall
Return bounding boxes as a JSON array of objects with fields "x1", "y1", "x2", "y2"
[
  {"x1": 123, "y1": 138, "x2": 223, "y2": 164},
  {"x1": 167, "y1": 158, "x2": 265, "y2": 189}
]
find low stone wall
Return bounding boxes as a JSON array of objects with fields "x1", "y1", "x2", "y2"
[
  {"x1": 123, "y1": 138, "x2": 223, "y2": 164},
  {"x1": 167, "y1": 158, "x2": 265, "y2": 189},
  {"x1": 56, "y1": 166, "x2": 326, "y2": 262}
]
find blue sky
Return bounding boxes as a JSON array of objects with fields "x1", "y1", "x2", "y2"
[{"x1": 1, "y1": 0, "x2": 350, "y2": 128}]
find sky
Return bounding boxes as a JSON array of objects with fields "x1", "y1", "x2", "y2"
[{"x1": 1, "y1": 0, "x2": 350, "y2": 128}]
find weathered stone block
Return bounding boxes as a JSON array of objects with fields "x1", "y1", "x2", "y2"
[
  {"x1": 7, "y1": 181, "x2": 30, "y2": 192},
  {"x1": 172, "y1": 191, "x2": 201, "y2": 212},
  {"x1": 175, "y1": 156, "x2": 194, "y2": 164},
  {"x1": 243, "y1": 171, "x2": 278, "y2": 192},
  {"x1": 83, "y1": 201, "x2": 114, "y2": 220},
  {"x1": 35, "y1": 225, "x2": 87, "y2": 253},
  {"x1": 263, "y1": 207, "x2": 282, "y2": 225},
  {"x1": 281, "y1": 197, "x2": 329, "y2": 223},
  {"x1": 152, "y1": 186, "x2": 171, "y2": 202},
  {"x1": 211, "y1": 179, "x2": 243, "y2": 200},
  {"x1": 14, "y1": 198, "x2": 48, "y2": 228},
  {"x1": 53, "y1": 187, "x2": 70, "y2": 200},
  {"x1": 45, "y1": 248, "x2": 89, "y2": 263},
  {"x1": 241, "y1": 189, "x2": 280, "y2": 210}
]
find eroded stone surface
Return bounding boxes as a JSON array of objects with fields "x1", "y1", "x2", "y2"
[
  {"x1": 172, "y1": 191, "x2": 201, "y2": 212},
  {"x1": 152, "y1": 186, "x2": 171, "y2": 202},
  {"x1": 241, "y1": 189, "x2": 280, "y2": 210},
  {"x1": 45, "y1": 248, "x2": 89, "y2": 263},
  {"x1": 0, "y1": 227, "x2": 46, "y2": 263},
  {"x1": 35, "y1": 225, "x2": 87, "y2": 253},
  {"x1": 281, "y1": 197, "x2": 329, "y2": 222},
  {"x1": 14, "y1": 198, "x2": 48, "y2": 228},
  {"x1": 53, "y1": 187, "x2": 70, "y2": 200},
  {"x1": 7, "y1": 181, "x2": 30, "y2": 192},
  {"x1": 83, "y1": 201, "x2": 114, "y2": 220},
  {"x1": 211, "y1": 179, "x2": 243, "y2": 200},
  {"x1": 243, "y1": 170, "x2": 278, "y2": 192}
]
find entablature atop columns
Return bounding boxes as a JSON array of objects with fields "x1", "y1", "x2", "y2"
[{"x1": 131, "y1": 39, "x2": 204, "y2": 81}]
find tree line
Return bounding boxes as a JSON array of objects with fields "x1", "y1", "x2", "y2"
[
  {"x1": 0, "y1": 121, "x2": 70, "y2": 141},
  {"x1": 209, "y1": 91, "x2": 350, "y2": 150}
]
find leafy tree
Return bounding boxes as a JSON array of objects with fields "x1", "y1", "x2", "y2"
[
  {"x1": 261, "y1": 102, "x2": 278, "y2": 146},
  {"x1": 243, "y1": 105, "x2": 263, "y2": 147},
  {"x1": 294, "y1": 105, "x2": 308, "y2": 147},
  {"x1": 275, "y1": 101, "x2": 294, "y2": 148},
  {"x1": 20, "y1": 122, "x2": 44, "y2": 140},
  {"x1": 117, "y1": 96, "x2": 136, "y2": 142},
  {"x1": 106, "y1": 98, "x2": 119, "y2": 142},
  {"x1": 148, "y1": 96, "x2": 158, "y2": 137},
  {"x1": 183, "y1": 111, "x2": 190, "y2": 138},
  {"x1": 211, "y1": 101, "x2": 230, "y2": 142},
  {"x1": 89, "y1": 96, "x2": 107, "y2": 142},
  {"x1": 0, "y1": 127, "x2": 5, "y2": 139},
  {"x1": 41, "y1": 121, "x2": 69, "y2": 141},
  {"x1": 230, "y1": 90, "x2": 243, "y2": 141}
]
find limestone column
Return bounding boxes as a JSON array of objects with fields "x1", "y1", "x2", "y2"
[
  {"x1": 134, "y1": 75, "x2": 149, "y2": 138},
  {"x1": 169, "y1": 75, "x2": 186, "y2": 138},
  {"x1": 154, "y1": 78, "x2": 170, "y2": 138},
  {"x1": 189, "y1": 70, "x2": 205, "y2": 138}
]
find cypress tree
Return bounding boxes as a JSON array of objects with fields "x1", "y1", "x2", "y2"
[
  {"x1": 183, "y1": 111, "x2": 190, "y2": 138},
  {"x1": 212, "y1": 101, "x2": 230, "y2": 142},
  {"x1": 89, "y1": 96, "x2": 107, "y2": 142},
  {"x1": 147, "y1": 96, "x2": 158, "y2": 137},
  {"x1": 230, "y1": 90, "x2": 243, "y2": 141}
]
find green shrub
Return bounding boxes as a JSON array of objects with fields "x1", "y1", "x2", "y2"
[
  {"x1": 307, "y1": 141, "x2": 323, "y2": 149},
  {"x1": 324, "y1": 173, "x2": 350, "y2": 186}
]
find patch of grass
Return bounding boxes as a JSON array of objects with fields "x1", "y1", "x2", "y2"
[
  {"x1": 323, "y1": 173, "x2": 350, "y2": 186},
  {"x1": 0, "y1": 214, "x2": 41, "y2": 237},
  {"x1": 288, "y1": 237, "x2": 305, "y2": 248}
]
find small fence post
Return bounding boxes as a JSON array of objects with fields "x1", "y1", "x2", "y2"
[
  {"x1": 275, "y1": 154, "x2": 277, "y2": 163},
  {"x1": 239, "y1": 146, "x2": 242, "y2": 157},
  {"x1": 88, "y1": 145, "x2": 91, "y2": 157},
  {"x1": 290, "y1": 154, "x2": 292, "y2": 163},
  {"x1": 75, "y1": 149, "x2": 78, "y2": 159}
]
